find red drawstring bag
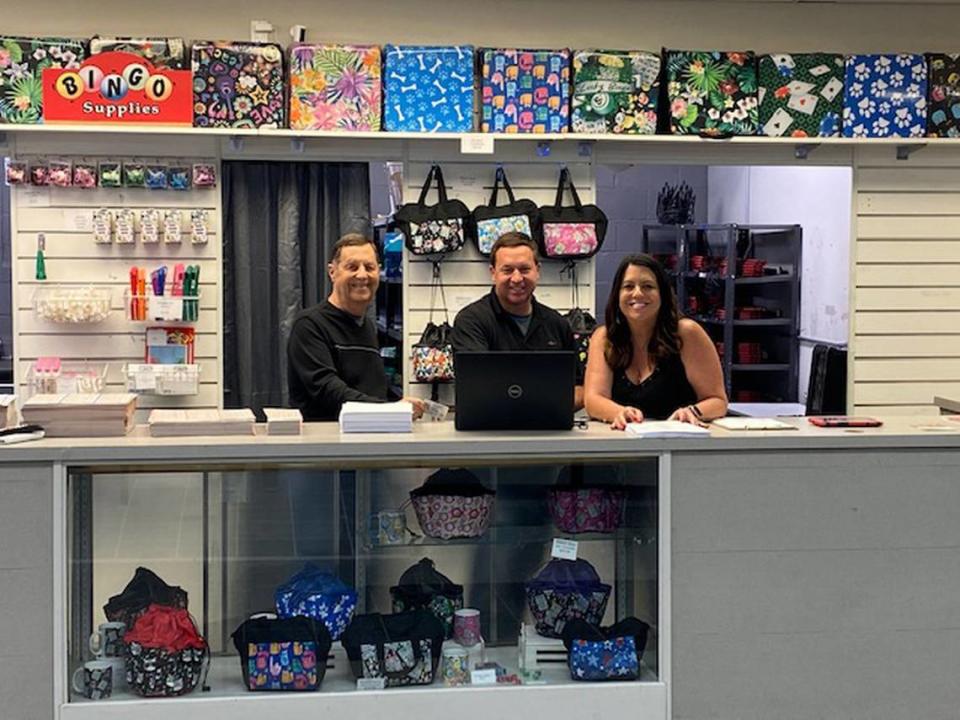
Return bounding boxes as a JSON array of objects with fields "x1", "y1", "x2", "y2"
[{"x1": 125, "y1": 604, "x2": 206, "y2": 653}]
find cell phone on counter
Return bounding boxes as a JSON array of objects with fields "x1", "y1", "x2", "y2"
[{"x1": 808, "y1": 416, "x2": 883, "y2": 428}]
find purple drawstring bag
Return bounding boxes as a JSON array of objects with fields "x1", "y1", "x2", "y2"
[{"x1": 525, "y1": 558, "x2": 611, "y2": 638}]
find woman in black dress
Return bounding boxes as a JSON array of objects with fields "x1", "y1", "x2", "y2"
[{"x1": 584, "y1": 254, "x2": 727, "y2": 430}]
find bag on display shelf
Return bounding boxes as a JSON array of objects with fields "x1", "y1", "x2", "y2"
[
  {"x1": 231, "y1": 613, "x2": 332, "y2": 691},
  {"x1": 191, "y1": 41, "x2": 286, "y2": 128},
  {"x1": 0, "y1": 36, "x2": 88, "y2": 124},
  {"x1": 842, "y1": 54, "x2": 927, "y2": 138},
  {"x1": 561, "y1": 617, "x2": 651, "y2": 681},
  {"x1": 572, "y1": 49, "x2": 661, "y2": 135},
  {"x1": 103, "y1": 566, "x2": 188, "y2": 630},
  {"x1": 340, "y1": 610, "x2": 445, "y2": 687},
  {"x1": 926, "y1": 53, "x2": 960, "y2": 138},
  {"x1": 89, "y1": 36, "x2": 186, "y2": 68},
  {"x1": 538, "y1": 168, "x2": 608, "y2": 260},
  {"x1": 395, "y1": 164, "x2": 471, "y2": 256},
  {"x1": 409, "y1": 467, "x2": 496, "y2": 539},
  {"x1": 123, "y1": 603, "x2": 208, "y2": 697},
  {"x1": 411, "y1": 262, "x2": 454, "y2": 383},
  {"x1": 289, "y1": 43, "x2": 382, "y2": 131},
  {"x1": 383, "y1": 44, "x2": 475, "y2": 132},
  {"x1": 664, "y1": 50, "x2": 758, "y2": 136},
  {"x1": 525, "y1": 557, "x2": 611, "y2": 638},
  {"x1": 273, "y1": 563, "x2": 358, "y2": 640},
  {"x1": 472, "y1": 166, "x2": 541, "y2": 257},
  {"x1": 389, "y1": 557, "x2": 464, "y2": 639},
  {"x1": 757, "y1": 53, "x2": 844, "y2": 138},
  {"x1": 480, "y1": 48, "x2": 571, "y2": 133}
]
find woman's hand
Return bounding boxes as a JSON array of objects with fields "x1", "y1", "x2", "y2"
[
  {"x1": 669, "y1": 405, "x2": 707, "y2": 427},
  {"x1": 610, "y1": 406, "x2": 643, "y2": 431}
]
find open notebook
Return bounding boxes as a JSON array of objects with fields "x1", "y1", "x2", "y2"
[{"x1": 625, "y1": 421, "x2": 710, "y2": 438}]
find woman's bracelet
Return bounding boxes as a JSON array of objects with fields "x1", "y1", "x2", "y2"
[{"x1": 689, "y1": 404, "x2": 703, "y2": 419}]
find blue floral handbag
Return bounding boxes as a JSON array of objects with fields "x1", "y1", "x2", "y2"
[
  {"x1": 274, "y1": 564, "x2": 358, "y2": 641},
  {"x1": 562, "y1": 617, "x2": 650, "y2": 681}
]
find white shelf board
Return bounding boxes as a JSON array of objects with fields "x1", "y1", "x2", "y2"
[{"x1": 61, "y1": 646, "x2": 665, "y2": 720}]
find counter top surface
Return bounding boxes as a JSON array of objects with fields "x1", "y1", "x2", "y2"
[{"x1": 0, "y1": 415, "x2": 959, "y2": 466}]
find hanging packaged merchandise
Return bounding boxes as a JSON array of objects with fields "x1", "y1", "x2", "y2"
[
  {"x1": 383, "y1": 45, "x2": 475, "y2": 132},
  {"x1": 389, "y1": 558, "x2": 464, "y2": 639},
  {"x1": 562, "y1": 617, "x2": 650, "y2": 681},
  {"x1": 525, "y1": 558, "x2": 611, "y2": 638},
  {"x1": 140, "y1": 209, "x2": 160, "y2": 244},
  {"x1": 191, "y1": 41, "x2": 286, "y2": 128},
  {"x1": 93, "y1": 209, "x2": 114, "y2": 244},
  {"x1": 29, "y1": 161, "x2": 49, "y2": 187},
  {"x1": 72, "y1": 162, "x2": 97, "y2": 188},
  {"x1": 163, "y1": 210, "x2": 182, "y2": 244},
  {"x1": 145, "y1": 164, "x2": 168, "y2": 190},
  {"x1": 757, "y1": 53, "x2": 844, "y2": 138},
  {"x1": 98, "y1": 161, "x2": 121, "y2": 188},
  {"x1": 843, "y1": 54, "x2": 928, "y2": 138},
  {"x1": 168, "y1": 166, "x2": 191, "y2": 191},
  {"x1": 926, "y1": 53, "x2": 960, "y2": 137},
  {"x1": 289, "y1": 44, "x2": 382, "y2": 131},
  {"x1": 4, "y1": 159, "x2": 27, "y2": 185},
  {"x1": 539, "y1": 168, "x2": 608, "y2": 260},
  {"x1": 0, "y1": 36, "x2": 87, "y2": 124},
  {"x1": 48, "y1": 160, "x2": 73, "y2": 188},
  {"x1": 572, "y1": 49, "x2": 661, "y2": 134},
  {"x1": 192, "y1": 163, "x2": 217, "y2": 188},
  {"x1": 664, "y1": 50, "x2": 759, "y2": 136},
  {"x1": 103, "y1": 566, "x2": 188, "y2": 630},
  {"x1": 340, "y1": 610, "x2": 444, "y2": 688},
  {"x1": 89, "y1": 36, "x2": 187, "y2": 69},
  {"x1": 480, "y1": 48, "x2": 571, "y2": 133},
  {"x1": 115, "y1": 209, "x2": 136, "y2": 244},
  {"x1": 412, "y1": 262, "x2": 454, "y2": 383},
  {"x1": 190, "y1": 210, "x2": 209, "y2": 244},
  {"x1": 231, "y1": 613, "x2": 332, "y2": 691},
  {"x1": 123, "y1": 162, "x2": 146, "y2": 188},
  {"x1": 472, "y1": 166, "x2": 541, "y2": 256},
  {"x1": 409, "y1": 468, "x2": 496, "y2": 540},
  {"x1": 274, "y1": 563, "x2": 358, "y2": 640},
  {"x1": 394, "y1": 164, "x2": 471, "y2": 256},
  {"x1": 124, "y1": 603, "x2": 207, "y2": 697}
]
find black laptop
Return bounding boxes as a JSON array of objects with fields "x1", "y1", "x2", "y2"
[{"x1": 454, "y1": 351, "x2": 576, "y2": 431}]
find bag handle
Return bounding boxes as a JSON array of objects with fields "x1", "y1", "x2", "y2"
[
  {"x1": 427, "y1": 260, "x2": 450, "y2": 326},
  {"x1": 561, "y1": 261, "x2": 579, "y2": 309},
  {"x1": 489, "y1": 166, "x2": 518, "y2": 207},
  {"x1": 553, "y1": 167, "x2": 584, "y2": 211},
  {"x1": 417, "y1": 164, "x2": 450, "y2": 206},
  {"x1": 373, "y1": 614, "x2": 424, "y2": 679}
]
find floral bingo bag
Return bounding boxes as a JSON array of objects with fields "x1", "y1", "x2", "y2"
[
  {"x1": 412, "y1": 262, "x2": 454, "y2": 383},
  {"x1": 538, "y1": 167, "x2": 608, "y2": 261}
]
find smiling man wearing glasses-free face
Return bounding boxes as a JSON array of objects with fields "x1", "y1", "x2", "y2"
[{"x1": 450, "y1": 232, "x2": 584, "y2": 409}]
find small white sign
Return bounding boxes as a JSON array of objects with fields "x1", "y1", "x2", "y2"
[
  {"x1": 20, "y1": 187, "x2": 51, "y2": 207},
  {"x1": 356, "y1": 677, "x2": 386, "y2": 691},
  {"x1": 73, "y1": 211, "x2": 91, "y2": 231},
  {"x1": 551, "y1": 538, "x2": 579, "y2": 561},
  {"x1": 151, "y1": 296, "x2": 184, "y2": 321},
  {"x1": 470, "y1": 668, "x2": 498, "y2": 685},
  {"x1": 460, "y1": 134, "x2": 495, "y2": 155},
  {"x1": 132, "y1": 365, "x2": 156, "y2": 391}
]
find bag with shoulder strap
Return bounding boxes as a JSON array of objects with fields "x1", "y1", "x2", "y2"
[
  {"x1": 472, "y1": 166, "x2": 541, "y2": 256},
  {"x1": 395, "y1": 164, "x2": 471, "y2": 256},
  {"x1": 411, "y1": 262, "x2": 455, "y2": 382},
  {"x1": 538, "y1": 167, "x2": 608, "y2": 260}
]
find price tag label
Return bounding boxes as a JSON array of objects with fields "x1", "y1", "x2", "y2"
[
  {"x1": 356, "y1": 677, "x2": 386, "y2": 690},
  {"x1": 151, "y1": 296, "x2": 183, "y2": 321},
  {"x1": 551, "y1": 538, "x2": 579, "y2": 561},
  {"x1": 131, "y1": 364, "x2": 156, "y2": 391},
  {"x1": 460, "y1": 134, "x2": 495, "y2": 155},
  {"x1": 470, "y1": 668, "x2": 498, "y2": 685}
]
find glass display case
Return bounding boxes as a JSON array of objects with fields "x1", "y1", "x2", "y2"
[{"x1": 65, "y1": 454, "x2": 663, "y2": 715}]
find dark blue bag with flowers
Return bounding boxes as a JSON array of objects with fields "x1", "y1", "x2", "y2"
[
  {"x1": 274, "y1": 564, "x2": 358, "y2": 641},
  {"x1": 562, "y1": 617, "x2": 650, "y2": 681}
]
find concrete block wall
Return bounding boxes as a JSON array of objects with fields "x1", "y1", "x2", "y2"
[{"x1": 594, "y1": 165, "x2": 708, "y2": 315}]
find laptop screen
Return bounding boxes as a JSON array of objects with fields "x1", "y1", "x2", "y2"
[{"x1": 454, "y1": 351, "x2": 576, "y2": 431}]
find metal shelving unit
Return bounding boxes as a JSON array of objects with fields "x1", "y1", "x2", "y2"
[{"x1": 643, "y1": 223, "x2": 802, "y2": 403}]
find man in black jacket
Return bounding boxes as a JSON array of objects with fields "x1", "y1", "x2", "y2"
[
  {"x1": 287, "y1": 233, "x2": 424, "y2": 421},
  {"x1": 450, "y1": 231, "x2": 583, "y2": 408}
]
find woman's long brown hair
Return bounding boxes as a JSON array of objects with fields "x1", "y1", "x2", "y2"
[{"x1": 603, "y1": 254, "x2": 681, "y2": 371}]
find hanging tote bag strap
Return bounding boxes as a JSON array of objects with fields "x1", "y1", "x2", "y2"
[
  {"x1": 374, "y1": 614, "x2": 424, "y2": 679},
  {"x1": 553, "y1": 167, "x2": 585, "y2": 211},
  {"x1": 417, "y1": 164, "x2": 451, "y2": 206},
  {"x1": 426, "y1": 261, "x2": 450, "y2": 327},
  {"x1": 488, "y1": 166, "x2": 519, "y2": 207}
]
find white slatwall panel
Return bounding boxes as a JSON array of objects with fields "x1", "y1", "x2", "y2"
[
  {"x1": 402, "y1": 143, "x2": 595, "y2": 404},
  {"x1": 852, "y1": 146, "x2": 960, "y2": 416},
  {"x1": 9, "y1": 135, "x2": 222, "y2": 421}
]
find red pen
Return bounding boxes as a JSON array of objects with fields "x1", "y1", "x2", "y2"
[
  {"x1": 129, "y1": 267, "x2": 139, "y2": 320},
  {"x1": 172, "y1": 263, "x2": 185, "y2": 297},
  {"x1": 137, "y1": 267, "x2": 146, "y2": 321}
]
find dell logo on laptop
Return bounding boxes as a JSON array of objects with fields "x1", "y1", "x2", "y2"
[{"x1": 507, "y1": 384, "x2": 523, "y2": 399}]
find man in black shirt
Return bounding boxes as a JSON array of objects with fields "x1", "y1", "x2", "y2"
[
  {"x1": 451, "y1": 231, "x2": 583, "y2": 408},
  {"x1": 287, "y1": 233, "x2": 424, "y2": 421}
]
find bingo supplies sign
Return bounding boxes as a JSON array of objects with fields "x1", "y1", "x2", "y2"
[{"x1": 42, "y1": 51, "x2": 192, "y2": 124}]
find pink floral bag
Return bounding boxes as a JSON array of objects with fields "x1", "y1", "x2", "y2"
[
  {"x1": 538, "y1": 168, "x2": 608, "y2": 260},
  {"x1": 547, "y1": 486, "x2": 626, "y2": 534}
]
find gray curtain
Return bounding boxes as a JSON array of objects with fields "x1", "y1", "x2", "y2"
[{"x1": 222, "y1": 161, "x2": 371, "y2": 413}]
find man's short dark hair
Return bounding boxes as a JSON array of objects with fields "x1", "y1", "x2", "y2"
[
  {"x1": 489, "y1": 231, "x2": 540, "y2": 267},
  {"x1": 330, "y1": 233, "x2": 377, "y2": 263}
]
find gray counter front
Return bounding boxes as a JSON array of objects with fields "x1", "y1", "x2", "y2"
[{"x1": 1, "y1": 417, "x2": 959, "y2": 720}]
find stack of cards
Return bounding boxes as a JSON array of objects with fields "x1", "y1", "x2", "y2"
[
  {"x1": 758, "y1": 53, "x2": 844, "y2": 137},
  {"x1": 264, "y1": 408, "x2": 303, "y2": 435}
]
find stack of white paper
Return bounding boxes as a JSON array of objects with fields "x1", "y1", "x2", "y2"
[
  {"x1": 21, "y1": 392, "x2": 137, "y2": 437},
  {"x1": 264, "y1": 407, "x2": 303, "y2": 435},
  {"x1": 0, "y1": 394, "x2": 17, "y2": 429},
  {"x1": 713, "y1": 417, "x2": 798, "y2": 431},
  {"x1": 625, "y1": 420, "x2": 710, "y2": 438},
  {"x1": 148, "y1": 408, "x2": 256, "y2": 437},
  {"x1": 339, "y1": 401, "x2": 413, "y2": 433}
]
